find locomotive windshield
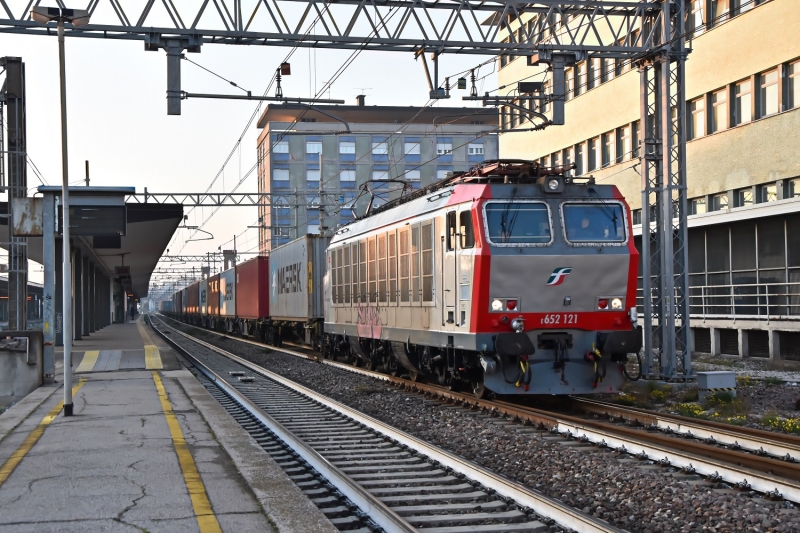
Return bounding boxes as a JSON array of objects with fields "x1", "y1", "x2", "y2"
[
  {"x1": 562, "y1": 203, "x2": 626, "y2": 243},
  {"x1": 484, "y1": 202, "x2": 551, "y2": 244}
]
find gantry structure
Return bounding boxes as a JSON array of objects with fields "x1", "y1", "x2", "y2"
[{"x1": 1, "y1": 1, "x2": 690, "y2": 378}]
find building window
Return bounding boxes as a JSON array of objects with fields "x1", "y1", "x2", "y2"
[
  {"x1": 789, "y1": 61, "x2": 800, "y2": 110},
  {"x1": 711, "y1": 89, "x2": 728, "y2": 133},
  {"x1": 468, "y1": 144, "x2": 484, "y2": 155},
  {"x1": 372, "y1": 141, "x2": 388, "y2": 155},
  {"x1": 632, "y1": 209, "x2": 642, "y2": 225},
  {"x1": 565, "y1": 67, "x2": 574, "y2": 100},
  {"x1": 274, "y1": 141, "x2": 289, "y2": 153},
  {"x1": 588, "y1": 137, "x2": 599, "y2": 171},
  {"x1": 632, "y1": 120, "x2": 640, "y2": 158},
  {"x1": 601, "y1": 132, "x2": 613, "y2": 167},
  {"x1": 759, "y1": 183, "x2": 778, "y2": 203},
  {"x1": 306, "y1": 141, "x2": 322, "y2": 154},
  {"x1": 436, "y1": 168, "x2": 451, "y2": 180},
  {"x1": 602, "y1": 58, "x2": 614, "y2": 83},
  {"x1": 587, "y1": 58, "x2": 599, "y2": 90},
  {"x1": 551, "y1": 151, "x2": 561, "y2": 168},
  {"x1": 616, "y1": 125, "x2": 632, "y2": 162},
  {"x1": 689, "y1": 197, "x2": 707, "y2": 215},
  {"x1": 340, "y1": 169, "x2": 356, "y2": 182},
  {"x1": 372, "y1": 169, "x2": 389, "y2": 181},
  {"x1": 404, "y1": 141, "x2": 420, "y2": 155},
  {"x1": 307, "y1": 169, "x2": 320, "y2": 190},
  {"x1": 273, "y1": 168, "x2": 289, "y2": 183},
  {"x1": 575, "y1": 142, "x2": 585, "y2": 175},
  {"x1": 575, "y1": 62, "x2": 586, "y2": 97},
  {"x1": 690, "y1": 0, "x2": 705, "y2": 35},
  {"x1": 712, "y1": 0, "x2": 730, "y2": 23},
  {"x1": 688, "y1": 97, "x2": 705, "y2": 140},
  {"x1": 735, "y1": 187, "x2": 754, "y2": 207},
  {"x1": 405, "y1": 169, "x2": 421, "y2": 181},
  {"x1": 563, "y1": 146, "x2": 574, "y2": 170},
  {"x1": 436, "y1": 142, "x2": 453, "y2": 155},
  {"x1": 734, "y1": 0, "x2": 753, "y2": 16},
  {"x1": 340, "y1": 141, "x2": 355, "y2": 154},
  {"x1": 711, "y1": 192, "x2": 728, "y2": 211},
  {"x1": 786, "y1": 178, "x2": 800, "y2": 198},
  {"x1": 734, "y1": 79, "x2": 752, "y2": 126},
  {"x1": 759, "y1": 69, "x2": 779, "y2": 117}
]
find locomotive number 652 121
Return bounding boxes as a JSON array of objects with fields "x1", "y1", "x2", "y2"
[{"x1": 540, "y1": 313, "x2": 578, "y2": 325}]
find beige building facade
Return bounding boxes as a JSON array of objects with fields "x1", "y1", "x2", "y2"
[{"x1": 498, "y1": 0, "x2": 800, "y2": 359}]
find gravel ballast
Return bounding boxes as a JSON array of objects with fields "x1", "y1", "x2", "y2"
[{"x1": 168, "y1": 322, "x2": 800, "y2": 532}]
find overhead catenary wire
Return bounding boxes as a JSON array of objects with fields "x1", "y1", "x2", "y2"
[
  {"x1": 173, "y1": 0, "x2": 409, "y2": 256},
  {"x1": 167, "y1": 0, "x2": 340, "y2": 255}
]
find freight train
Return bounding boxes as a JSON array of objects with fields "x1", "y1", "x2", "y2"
[{"x1": 162, "y1": 160, "x2": 642, "y2": 398}]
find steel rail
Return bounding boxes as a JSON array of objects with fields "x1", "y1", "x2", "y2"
[
  {"x1": 153, "y1": 315, "x2": 625, "y2": 533},
  {"x1": 156, "y1": 315, "x2": 800, "y2": 502},
  {"x1": 150, "y1": 318, "x2": 415, "y2": 533},
  {"x1": 570, "y1": 397, "x2": 800, "y2": 461}
]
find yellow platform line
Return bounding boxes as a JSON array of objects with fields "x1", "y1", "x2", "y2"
[
  {"x1": 75, "y1": 351, "x2": 100, "y2": 373},
  {"x1": 0, "y1": 379, "x2": 87, "y2": 489},
  {"x1": 152, "y1": 371, "x2": 221, "y2": 533},
  {"x1": 136, "y1": 320, "x2": 157, "y2": 346},
  {"x1": 145, "y1": 345, "x2": 163, "y2": 370}
]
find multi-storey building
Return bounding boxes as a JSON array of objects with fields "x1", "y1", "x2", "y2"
[
  {"x1": 256, "y1": 102, "x2": 498, "y2": 250},
  {"x1": 499, "y1": 0, "x2": 800, "y2": 359}
]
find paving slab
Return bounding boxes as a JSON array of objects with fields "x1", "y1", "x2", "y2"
[{"x1": 0, "y1": 322, "x2": 336, "y2": 532}]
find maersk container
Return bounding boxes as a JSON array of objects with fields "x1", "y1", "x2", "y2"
[
  {"x1": 208, "y1": 273, "x2": 220, "y2": 316},
  {"x1": 186, "y1": 282, "x2": 200, "y2": 314},
  {"x1": 236, "y1": 256, "x2": 269, "y2": 319},
  {"x1": 270, "y1": 235, "x2": 330, "y2": 321},
  {"x1": 219, "y1": 267, "x2": 236, "y2": 317},
  {"x1": 199, "y1": 278, "x2": 209, "y2": 315}
]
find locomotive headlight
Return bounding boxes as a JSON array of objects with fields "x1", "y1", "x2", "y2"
[
  {"x1": 547, "y1": 179, "x2": 559, "y2": 191},
  {"x1": 611, "y1": 298, "x2": 623, "y2": 310},
  {"x1": 491, "y1": 298, "x2": 504, "y2": 311}
]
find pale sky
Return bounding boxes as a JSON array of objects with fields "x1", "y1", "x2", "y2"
[{"x1": 1, "y1": 26, "x2": 498, "y2": 290}]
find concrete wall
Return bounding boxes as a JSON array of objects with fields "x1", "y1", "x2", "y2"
[{"x1": 0, "y1": 331, "x2": 43, "y2": 408}]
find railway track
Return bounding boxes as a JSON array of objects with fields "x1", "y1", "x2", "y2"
[
  {"x1": 149, "y1": 315, "x2": 623, "y2": 533},
  {"x1": 155, "y1": 315, "x2": 800, "y2": 504},
  {"x1": 570, "y1": 397, "x2": 800, "y2": 462}
]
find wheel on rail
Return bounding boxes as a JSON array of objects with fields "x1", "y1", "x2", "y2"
[
  {"x1": 367, "y1": 359, "x2": 378, "y2": 371},
  {"x1": 408, "y1": 371, "x2": 420, "y2": 382},
  {"x1": 471, "y1": 379, "x2": 488, "y2": 400}
]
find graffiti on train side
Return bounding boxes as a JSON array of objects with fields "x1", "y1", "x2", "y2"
[{"x1": 356, "y1": 303, "x2": 382, "y2": 338}]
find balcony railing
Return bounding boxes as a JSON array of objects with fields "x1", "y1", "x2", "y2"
[{"x1": 637, "y1": 282, "x2": 800, "y2": 322}]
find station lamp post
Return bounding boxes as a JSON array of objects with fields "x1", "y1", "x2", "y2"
[{"x1": 30, "y1": 6, "x2": 90, "y2": 417}]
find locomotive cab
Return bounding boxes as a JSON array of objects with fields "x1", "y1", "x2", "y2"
[{"x1": 469, "y1": 165, "x2": 641, "y2": 395}]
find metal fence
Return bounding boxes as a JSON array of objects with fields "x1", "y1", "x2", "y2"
[{"x1": 637, "y1": 281, "x2": 800, "y2": 322}]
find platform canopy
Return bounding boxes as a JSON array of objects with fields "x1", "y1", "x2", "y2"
[{"x1": 0, "y1": 186, "x2": 183, "y2": 299}]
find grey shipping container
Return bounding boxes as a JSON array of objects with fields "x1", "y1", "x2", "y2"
[{"x1": 269, "y1": 235, "x2": 330, "y2": 322}]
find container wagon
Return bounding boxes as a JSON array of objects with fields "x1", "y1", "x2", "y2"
[
  {"x1": 270, "y1": 235, "x2": 330, "y2": 348},
  {"x1": 235, "y1": 255, "x2": 270, "y2": 338}
]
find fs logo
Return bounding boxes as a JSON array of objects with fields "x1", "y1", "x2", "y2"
[{"x1": 546, "y1": 267, "x2": 573, "y2": 286}]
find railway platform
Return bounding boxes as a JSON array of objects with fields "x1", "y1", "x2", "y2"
[{"x1": 0, "y1": 318, "x2": 336, "y2": 532}]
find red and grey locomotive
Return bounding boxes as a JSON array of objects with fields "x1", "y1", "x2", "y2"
[
  {"x1": 164, "y1": 159, "x2": 642, "y2": 398},
  {"x1": 322, "y1": 160, "x2": 641, "y2": 397}
]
